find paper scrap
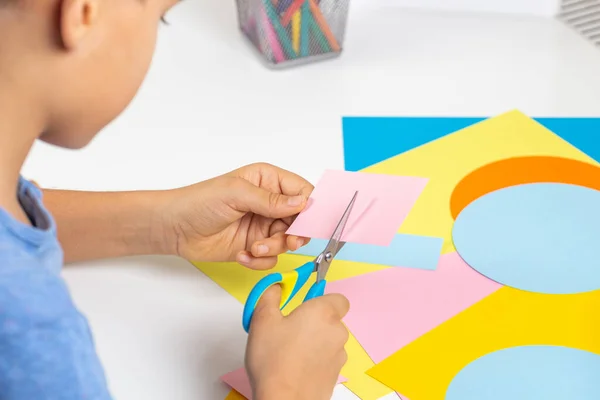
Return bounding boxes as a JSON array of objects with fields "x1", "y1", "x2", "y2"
[
  {"x1": 445, "y1": 346, "x2": 600, "y2": 400},
  {"x1": 325, "y1": 252, "x2": 502, "y2": 364},
  {"x1": 341, "y1": 335, "x2": 398, "y2": 400},
  {"x1": 360, "y1": 110, "x2": 599, "y2": 254},
  {"x1": 366, "y1": 286, "x2": 600, "y2": 399},
  {"x1": 286, "y1": 170, "x2": 428, "y2": 246},
  {"x1": 290, "y1": 233, "x2": 442, "y2": 271},
  {"x1": 221, "y1": 368, "x2": 253, "y2": 399},
  {"x1": 224, "y1": 389, "x2": 246, "y2": 400},
  {"x1": 193, "y1": 255, "x2": 395, "y2": 400},
  {"x1": 221, "y1": 367, "x2": 346, "y2": 399}
]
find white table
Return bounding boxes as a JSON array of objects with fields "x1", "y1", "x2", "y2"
[{"x1": 22, "y1": 2, "x2": 600, "y2": 399}]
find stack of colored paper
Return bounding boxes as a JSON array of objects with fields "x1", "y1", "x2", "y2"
[{"x1": 196, "y1": 110, "x2": 600, "y2": 399}]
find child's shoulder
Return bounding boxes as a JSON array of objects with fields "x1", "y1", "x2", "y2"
[
  {"x1": 0, "y1": 178, "x2": 73, "y2": 326},
  {"x1": 0, "y1": 228, "x2": 74, "y2": 326}
]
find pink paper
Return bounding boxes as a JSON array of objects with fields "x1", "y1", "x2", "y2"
[
  {"x1": 325, "y1": 252, "x2": 502, "y2": 364},
  {"x1": 221, "y1": 367, "x2": 346, "y2": 399},
  {"x1": 286, "y1": 170, "x2": 428, "y2": 246}
]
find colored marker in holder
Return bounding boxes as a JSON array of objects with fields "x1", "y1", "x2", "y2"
[
  {"x1": 238, "y1": 0, "x2": 348, "y2": 66},
  {"x1": 260, "y1": 7, "x2": 286, "y2": 63},
  {"x1": 282, "y1": 0, "x2": 306, "y2": 26},
  {"x1": 276, "y1": 0, "x2": 294, "y2": 13},
  {"x1": 292, "y1": 9, "x2": 301, "y2": 53},
  {"x1": 262, "y1": 0, "x2": 297, "y2": 59},
  {"x1": 300, "y1": 1, "x2": 310, "y2": 57},
  {"x1": 308, "y1": 0, "x2": 340, "y2": 52},
  {"x1": 308, "y1": 10, "x2": 331, "y2": 53}
]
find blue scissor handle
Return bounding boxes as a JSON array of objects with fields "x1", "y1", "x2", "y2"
[
  {"x1": 304, "y1": 279, "x2": 326, "y2": 301},
  {"x1": 242, "y1": 261, "x2": 315, "y2": 333}
]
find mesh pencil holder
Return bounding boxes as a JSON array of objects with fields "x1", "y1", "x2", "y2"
[{"x1": 236, "y1": 0, "x2": 350, "y2": 68}]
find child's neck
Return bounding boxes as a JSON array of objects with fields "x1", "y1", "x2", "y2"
[{"x1": 0, "y1": 87, "x2": 44, "y2": 226}]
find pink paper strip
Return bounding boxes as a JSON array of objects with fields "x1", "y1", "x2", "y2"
[
  {"x1": 286, "y1": 170, "x2": 428, "y2": 246},
  {"x1": 326, "y1": 252, "x2": 502, "y2": 364},
  {"x1": 221, "y1": 367, "x2": 346, "y2": 399}
]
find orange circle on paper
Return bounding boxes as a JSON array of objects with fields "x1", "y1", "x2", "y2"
[{"x1": 450, "y1": 156, "x2": 600, "y2": 220}]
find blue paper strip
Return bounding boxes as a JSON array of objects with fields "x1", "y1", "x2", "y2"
[
  {"x1": 342, "y1": 117, "x2": 600, "y2": 172},
  {"x1": 452, "y1": 183, "x2": 600, "y2": 295},
  {"x1": 446, "y1": 346, "x2": 600, "y2": 400},
  {"x1": 289, "y1": 234, "x2": 443, "y2": 271}
]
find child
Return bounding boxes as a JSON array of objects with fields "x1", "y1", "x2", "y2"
[{"x1": 0, "y1": 1, "x2": 349, "y2": 399}]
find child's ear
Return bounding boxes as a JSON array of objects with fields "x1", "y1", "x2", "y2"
[{"x1": 58, "y1": 0, "x2": 100, "y2": 50}]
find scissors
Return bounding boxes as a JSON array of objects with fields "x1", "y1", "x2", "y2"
[{"x1": 242, "y1": 191, "x2": 358, "y2": 333}]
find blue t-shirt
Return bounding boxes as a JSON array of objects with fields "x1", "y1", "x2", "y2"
[{"x1": 0, "y1": 178, "x2": 111, "y2": 399}]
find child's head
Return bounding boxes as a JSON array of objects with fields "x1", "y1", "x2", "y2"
[{"x1": 0, "y1": 0, "x2": 178, "y2": 149}]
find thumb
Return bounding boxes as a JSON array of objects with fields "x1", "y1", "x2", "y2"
[
  {"x1": 252, "y1": 284, "x2": 284, "y2": 322},
  {"x1": 232, "y1": 179, "x2": 306, "y2": 219}
]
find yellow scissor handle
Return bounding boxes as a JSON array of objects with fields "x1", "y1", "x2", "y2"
[{"x1": 242, "y1": 261, "x2": 317, "y2": 332}]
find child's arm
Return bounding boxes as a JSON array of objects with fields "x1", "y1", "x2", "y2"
[
  {"x1": 43, "y1": 189, "x2": 174, "y2": 263},
  {"x1": 43, "y1": 163, "x2": 312, "y2": 265}
]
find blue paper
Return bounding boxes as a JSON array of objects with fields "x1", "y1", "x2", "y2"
[
  {"x1": 446, "y1": 346, "x2": 600, "y2": 400},
  {"x1": 342, "y1": 117, "x2": 484, "y2": 171},
  {"x1": 342, "y1": 117, "x2": 600, "y2": 172},
  {"x1": 290, "y1": 234, "x2": 443, "y2": 271},
  {"x1": 452, "y1": 183, "x2": 600, "y2": 295},
  {"x1": 539, "y1": 118, "x2": 600, "y2": 163}
]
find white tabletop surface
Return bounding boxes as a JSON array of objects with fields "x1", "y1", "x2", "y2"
[{"x1": 21, "y1": 1, "x2": 600, "y2": 399}]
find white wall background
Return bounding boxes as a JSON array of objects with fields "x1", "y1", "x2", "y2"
[{"x1": 355, "y1": 0, "x2": 562, "y2": 17}]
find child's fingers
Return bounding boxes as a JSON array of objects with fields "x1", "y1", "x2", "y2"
[
  {"x1": 286, "y1": 235, "x2": 310, "y2": 251},
  {"x1": 281, "y1": 215, "x2": 296, "y2": 227},
  {"x1": 269, "y1": 219, "x2": 290, "y2": 236},
  {"x1": 251, "y1": 232, "x2": 288, "y2": 257},
  {"x1": 237, "y1": 251, "x2": 278, "y2": 270}
]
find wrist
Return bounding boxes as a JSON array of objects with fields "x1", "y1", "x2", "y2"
[
  {"x1": 101, "y1": 190, "x2": 176, "y2": 257},
  {"x1": 145, "y1": 189, "x2": 180, "y2": 257}
]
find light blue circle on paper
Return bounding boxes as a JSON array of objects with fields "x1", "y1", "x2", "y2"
[
  {"x1": 445, "y1": 346, "x2": 600, "y2": 400},
  {"x1": 452, "y1": 183, "x2": 600, "y2": 294}
]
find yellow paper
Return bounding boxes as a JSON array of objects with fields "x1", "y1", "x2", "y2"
[
  {"x1": 367, "y1": 287, "x2": 600, "y2": 399},
  {"x1": 292, "y1": 10, "x2": 301, "y2": 54},
  {"x1": 364, "y1": 110, "x2": 598, "y2": 254},
  {"x1": 193, "y1": 255, "x2": 394, "y2": 399},
  {"x1": 342, "y1": 334, "x2": 395, "y2": 400},
  {"x1": 193, "y1": 254, "x2": 388, "y2": 308},
  {"x1": 225, "y1": 389, "x2": 246, "y2": 400}
]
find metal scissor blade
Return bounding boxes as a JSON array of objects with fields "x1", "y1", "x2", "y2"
[
  {"x1": 315, "y1": 191, "x2": 358, "y2": 281},
  {"x1": 328, "y1": 191, "x2": 358, "y2": 253}
]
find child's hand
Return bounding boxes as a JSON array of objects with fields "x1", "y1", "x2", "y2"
[
  {"x1": 162, "y1": 163, "x2": 313, "y2": 269},
  {"x1": 245, "y1": 286, "x2": 349, "y2": 400}
]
